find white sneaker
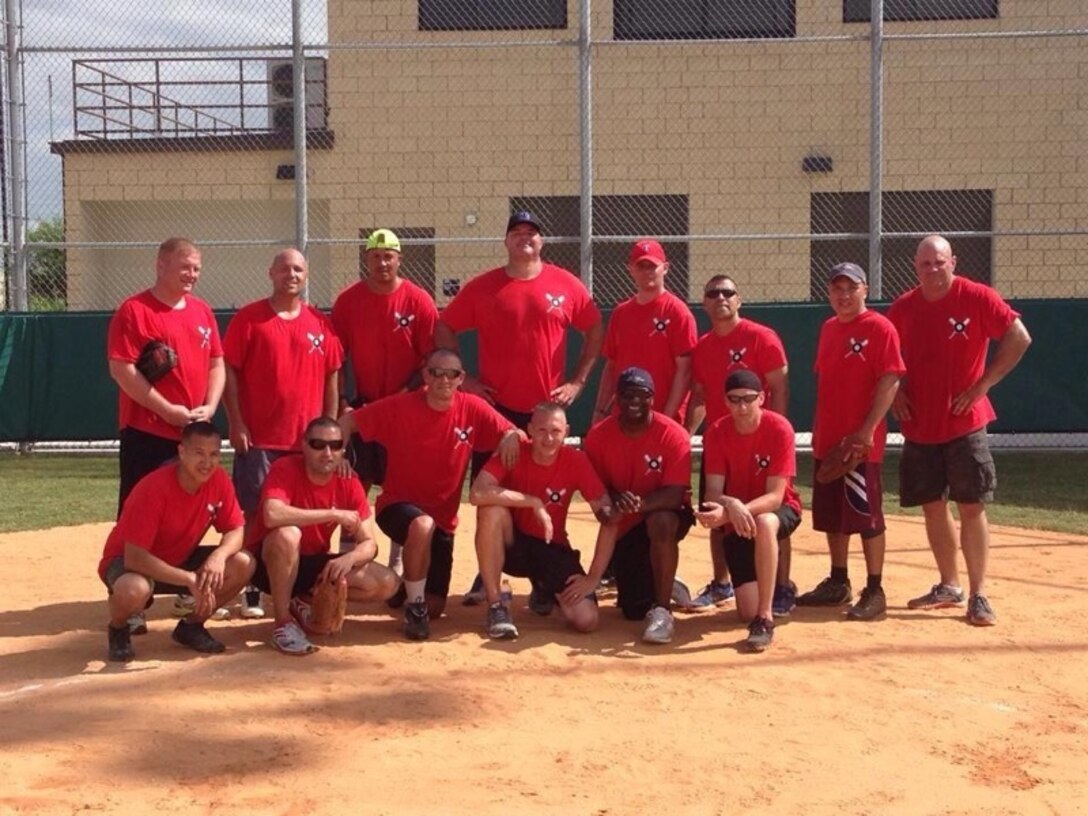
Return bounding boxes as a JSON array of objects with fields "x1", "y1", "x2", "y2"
[
  {"x1": 241, "y1": 589, "x2": 266, "y2": 619},
  {"x1": 642, "y1": 605, "x2": 675, "y2": 644},
  {"x1": 210, "y1": 606, "x2": 231, "y2": 621}
]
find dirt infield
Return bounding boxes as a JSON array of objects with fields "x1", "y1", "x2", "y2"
[{"x1": 2, "y1": 505, "x2": 1086, "y2": 815}]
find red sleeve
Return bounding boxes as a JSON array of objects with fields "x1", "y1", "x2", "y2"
[
  {"x1": 569, "y1": 280, "x2": 601, "y2": 333},
  {"x1": 353, "y1": 402, "x2": 387, "y2": 442},
  {"x1": 331, "y1": 289, "x2": 353, "y2": 350},
  {"x1": 481, "y1": 453, "x2": 509, "y2": 482},
  {"x1": 106, "y1": 300, "x2": 143, "y2": 363},
  {"x1": 602, "y1": 316, "x2": 619, "y2": 361},
  {"x1": 669, "y1": 302, "x2": 697, "y2": 358},
  {"x1": 979, "y1": 286, "x2": 1020, "y2": 340},
  {"x1": 470, "y1": 397, "x2": 515, "y2": 451},
  {"x1": 212, "y1": 470, "x2": 244, "y2": 532},
  {"x1": 873, "y1": 319, "x2": 906, "y2": 377},
  {"x1": 202, "y1": 302, "x2": 224, "y2": 358},
  {"x1": 260, "y1": 459, "x2": 296, "y2": 505},
  {"x1": 344, "y1": 476, "x2": 371, "y2": 520},
  {"x1": 575, "y1": 452, "x2": 606, "y2": 502},
  {"x1": 222, "y1": 310, "x2": 248, "y2": 369},
  {"x1": 757, "y1": 327, "x2": 788, "y2": 374},
  {"x1": 660, "y1": 422, "x2": 692, "y2": 486},
  {"x1": 438, "y1": 280, "x2": 479, "y2": 333},
  {"x1": 703, "y1": 420, "x2": 726, "y2": 476},
  {"x1": 318, "y1": 310, "x2": 344, "y2": 372},
  {"x1": 767, "y1": 417, "x2": 796, "y2": 479},
  {"x1": 413, "y1": 290, "x2": 439, "y2": 358}
]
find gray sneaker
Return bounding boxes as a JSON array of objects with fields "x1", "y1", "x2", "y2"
[
  {"x1": 486, "y1": 602, "x2": 519, "y2": 639},
  {"x1": 846, "y1": 586, "x2": 887, "y2": 621},
  {"x1": 966, "y1": 594, "x2": 997, "y2": 626},
  {"x1": 745, "y1": 616, "x2": 774, "y2": 652},
  {"x1": 404, "y1": 601, "x2": 431, "y2": 641},
  {"x1": 642, "y1": 606, "x2": 675, "y2": 644},
  {"x1": 126, "y1": 612, "x2": 148, "y2": 636},
  {"x1": 908, "y1": 583, "x2": 966, "y2": 610}
]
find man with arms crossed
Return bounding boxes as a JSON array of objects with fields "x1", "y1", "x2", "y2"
[
  {"x1": 797, "y1": 263, "x2": 905, "y2": 620},
  {"x1": 470, "y1": 402, "x2": 616, "y2": 639},
  {"x1": 888, "y1": 235, "x2": 1031, "y2": 626},
  {"x1": 339, "y1": 349, "x2": 522, "y2": 641},
  {"x1": 684, "y1": 275, "x2": 791, "y2": 614},
  {"x1": 99, "y1": 421, "x2": 254, "y2": 662},
  {"x1": 249, "y1": 417, "x2": 399, "y2": 656},
  {"x1": 576, "y1": 367, "x2": 694, "y2": 645},
  {"x1": 695, "y1": 370, "x2": 802, "y2": 653},
  {"x1": 592, "y1": 239, "x2": 697, "y2": 423},
  {"x1": 223, "y1": 248, "x2": 343, "y2": 618}
]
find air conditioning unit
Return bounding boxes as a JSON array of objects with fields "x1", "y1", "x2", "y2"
[{"x1": 267, "y1": 57, "x2": 327, "y2": 131}]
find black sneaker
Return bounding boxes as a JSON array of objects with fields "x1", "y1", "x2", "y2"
[
  {"x1": 528, "y1": 581, "x2": 555, "y2": 616},
  {"x1": 486, "y1": 602, "x2": 519, "y2": 639},
  {"x1": 404, "y1": 601, "x2": 430, "y2": 641},
  {"x1": 171, "y1": 620, "x2": 226, "y2": 654},
  {"x1": 796, "y1": 576, "x2": 853, "y2": 606},
  {"x1": 745, "y1": 616, "x2": 774, "y2": 653},
  {"x1": 386, "y1": 582, "x2": 407, "y2": 609},
  {"x1": 846, "y1": 586, "x2": 887, "y2": 621},
  {"x1": 966, "y1": 593, "x2": 997, "y2": 626},
  {"x1": 108, "y1": 624, "x2": 135, "y2": 662}
]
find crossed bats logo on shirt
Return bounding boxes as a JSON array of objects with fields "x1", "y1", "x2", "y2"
[
  {"x1": 754, "y1": 454, "x2": 771, "y2": 474},
  {"x1": 650, "y1": 317, "x2": 670, "y2": 336},
  {"x1": 196, "y1": 326, "x2": 212, "y2": 349},
  {"x1": 306, "y1": 332, "x2": 326, "y2": 354},
  {"x1": 845, "y1": 337, "x2": 869, "y2": 360},
  {"x1": 544, "y1": 487, "x2": 566, "y2": 504},
  {"x1": 206, "y1": 500, "x2": 222, "y2": 519},
  {"x1": 393, "y1": 311, "x2": 416, "y2": 332},
  {"x1": 644, "y1": 453, "x2": 664, "y2": 474},
  {"x1": 948, "y1": 317, "x2": 971, "y2": 340},
  {"x1": 453, "y1": 426, "x2": 474, "y2": 447},
  {"x1": 544, "y1": 293, "x2": 566, "y2": 312},
  {"x1": 728, "y1": 347, "x2": 747, "y2": 365}
]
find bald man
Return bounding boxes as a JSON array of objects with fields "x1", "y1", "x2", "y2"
[
  {"x1": 221, "y1": 248, "x2": 344, "y2": 617},
  {"x1": 888, "y1": 235, "x2": 1031, "y2": 627}
]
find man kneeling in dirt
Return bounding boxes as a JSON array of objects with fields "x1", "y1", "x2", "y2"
[{"x1": 98, "y1": 421, "x2": 255, "y2": 662}]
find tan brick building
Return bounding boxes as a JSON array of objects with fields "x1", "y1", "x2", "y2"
[{"x1": 54, "y1": 0, "x2": 1088, "y2": 309}]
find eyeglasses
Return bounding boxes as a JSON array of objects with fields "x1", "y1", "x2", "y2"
[
  {"x1": 306, "y1": 438, "x2": 345, "y2": 451},
  {"x1": 704, "y1": 288, "x2": 738, "y2": 300},
  {"x1": 427, "y1": 367, "x2": 464, "y2": 380},
  {"x1": 726, "y1": 393, "x2": 760, "y2": 405}
]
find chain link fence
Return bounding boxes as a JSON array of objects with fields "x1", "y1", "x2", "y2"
[{"x1": 1, "y1": 0, "x2": 1085, "y2": 312}]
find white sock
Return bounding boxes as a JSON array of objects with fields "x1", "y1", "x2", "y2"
[{"x1": 405, "y1": 579, "x2": 426, "y2": 604}]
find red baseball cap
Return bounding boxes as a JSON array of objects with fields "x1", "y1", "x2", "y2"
[{"x1": 628, "y1": 239, "x2": 667, "y2": 266}]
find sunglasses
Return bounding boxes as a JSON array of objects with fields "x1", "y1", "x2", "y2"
[
  {"x1": 704, "y1": 288, "x2": 738, "y2": 300},
  {"x1": 726, "y1": 393, "x2": 760, "y2": 405},
  {"x1": 427, "y1": 367, "x2": 464, "y2": 380},
  {"x1": 306, "y1": 438, "x2": 345, "y2": 451}
]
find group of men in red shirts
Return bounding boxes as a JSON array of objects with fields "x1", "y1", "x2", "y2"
[{"x1": 101, "y1": 218, "x2": 1029, "y2": 661}]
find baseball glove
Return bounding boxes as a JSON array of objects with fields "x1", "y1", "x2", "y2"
[
  {"x1": 815, "y1": 437, "x2": 871, "y2": 484},
  {"x1": 135, "y1": 339, "x2": 178, "y2": 383},
  {"x1": 307, "y1": 576, "x2": 348, "y2": 635}
]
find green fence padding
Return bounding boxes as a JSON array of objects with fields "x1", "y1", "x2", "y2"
[{"x1": 1, "y1": 299, "x2": 1085, "y2": 442}]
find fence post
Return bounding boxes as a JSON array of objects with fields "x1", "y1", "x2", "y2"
[
  {"x1": 4, "y1": 0, "x2": 27, "y2": 311},
  {"x1": 868, "y1": 0, "x2": 883, "y2": 299},
  {"x1": 578, "y1": 0, "x2": 593, "y2": 294},
  {"x1": 291, "y1": 0, "x2": 309, "y2": 279}
]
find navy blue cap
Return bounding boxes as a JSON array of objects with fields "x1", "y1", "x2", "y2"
[
  {"x1": 617, "y1": 366, "x2": 655, "y2": 394},
  {"x1": 506, "y1": 210, "x2": 542, "y2": 234}
]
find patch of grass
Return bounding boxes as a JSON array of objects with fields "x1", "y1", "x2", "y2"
[{"x1": 2, "y1": 450, "x2": 1086, "y2": 536}]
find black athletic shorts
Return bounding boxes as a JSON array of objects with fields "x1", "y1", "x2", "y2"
[
  {"x1": 118, "y1": 426, "x2": 178, "y2": 517},
  {"x1": 252, "y1": 547, "x2": 336, "y2": 598},
  {"x1": 613, "y1": 506, "x2": 695, "y2": 621},
  {"x1": 377, "y1": 503, "x2": 455, "y2": 599},
  {"x1": 722, "y1": 505, "x2": 802, "y2": 588},
  {"x1": 501, "y1": 529, "x2": 588, "y2": 600}
]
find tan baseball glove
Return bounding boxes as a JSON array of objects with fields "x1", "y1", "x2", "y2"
[
  {"x1": 815, "y1": 436, "x2": 871, "y2": 484},
  {"x1": 307, "y1": 577, "x2": 348, "y2": 635}
]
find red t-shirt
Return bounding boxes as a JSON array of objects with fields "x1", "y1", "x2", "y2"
[
  {"x1": 353, "y1": 390, "x2": 513, "y2": 531},
  {"x1": 107, "y1": 290, "x2": 223, "y2": 440},
  {"x1": 812, "y1": 309, "x2": 905, "y2": 461},
  {"x1": 603, "y1": 291, "x2": 697, "y2": 419},
  {"x1": 223, "y1": 300, "x2": 343, "y2": 450},
  {"x1": 690, "y1": 319, "x2": 787, "y2": 426},
  {"x1": 583, "y1": 412, "x2": 692, "y2": 536},
  {"x1": 98, "y1": 463, "x2": 243, "y2": 579},
  {"x1": 439, "y1": 264, "x2": 601, "y2": 413},
  {"x1": 247, "y1": 455, "x2": 371, "y2": 556},
  {"x1": 331, "y1": 279, "x2": 438, "y2": 403},
  {"x1": 888, "y1": 276, "x2": 1020, "y2": 444},
  {"x1": 703, "y1": 410, "x2": 802, "y2": 516},
  {"x1": 481, "y1": 439, "x2": 606, "y2": 546}
]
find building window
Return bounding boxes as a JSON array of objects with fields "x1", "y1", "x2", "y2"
[
  {"x1": 419, "y1": 0, "x2": 566, "y2": 31},
  {"x1": 359, "y1": 227, "x2": 436, "y2": 297},
  {"x1": 614, "y1": 0, "x2": 795, "y2": 40},
  {"x1": 844, "y1": 0, "x2": 998, "y2": 23},
  {"x1": 510, "y1": 194, "x2": 690, "y2": 308},
  {"x1": 810, "y1": 189, "x2": 993, "y2": 301}
]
